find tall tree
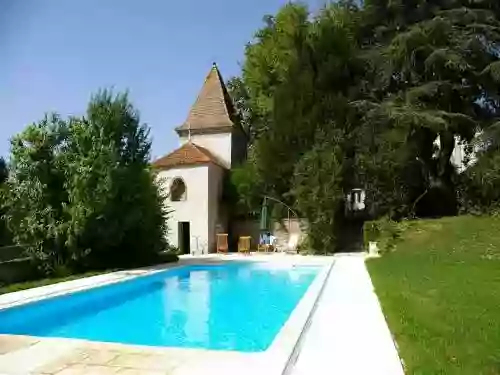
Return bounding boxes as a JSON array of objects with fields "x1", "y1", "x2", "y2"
[
  {"x1": 229, "y1": 0, "x2": 500, "y2": 251},
  {"x1": 4, "y1": 115, "x2": 70, "y2": 273},
  {"x1": 229, "y1": 2, "x2": 362, "y2": 210},
  {"x1": 292, "y1": 129, "x2": 345, "y2": 252},
  {"x1": 4, "y1": 92, "x2": 170, "y2": 274},
  {"x1": 0, "y1": 158, "x2": 7, "y2": 184},
  {"x1": 355, "y1": 0, "x2": 500, "y2": 216},
  {"x1": 63, "y1": 91, "x2": 169, "y2": 269},
  {"x1": 0, "y1": 157, "x2": 11, "y2": 246}
]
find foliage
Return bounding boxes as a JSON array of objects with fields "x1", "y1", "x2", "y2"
[
  {"x1": 363, "y1": 220, "x2": 381, "y2": 244},
  {"x1": 227, "y1": 148, "x2": 265, "y2": 217},
  {"x1": 459, "y1": 148, "x2": 500, "y2": 213},
  {"x1": 292, "y1": 131, "x2": 344, "y2": 253},
  {"x1": 4, "y1": 92, "x2": 170, "y2": 275},
  {"x1": 0, "y1": 157, "x2": 11, "y2": 246},
  {"x1": 0, "y1": 158, "x2": 7, "y2": 184},
  {"x1": 367, "y1": 215, "x2": 500, "y2": 374},
  {"x1": 229, "y1": 2, "x2": 361, "y2": 212},
  {"x1": 356, "y1": 0, "x2": 500, "y2": 217},
  {"x1": 363, "y1": 217, "x2": 413, "y2": 253},
  {"x1": 156, "y1": 252, "x2": 179, "y2": 264},
  {"x1": 0, "y1": 251, "x2": 179, "y2": 294},
  {"x1": 4, "y1": 114, "x2": 71, "y2": 274},
  {"x1": 62, "y1": 91, "x2": 169, "y2": 270},
  {"x1": 459, "y1": 124, "x2": 500, "y2": 213},
  {"x1": 227, "y1": 0, "x2": 500, "y2": 251},
  {"x1": 0, "y1": 270, "x2": 111, "y2": 295}
]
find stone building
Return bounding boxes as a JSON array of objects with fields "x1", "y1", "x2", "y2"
[{"x1": 153, "y1": 64, "x2": 246, "y2": 254}]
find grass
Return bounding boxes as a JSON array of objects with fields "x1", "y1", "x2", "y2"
[
  {"x1": 0, "y1": 270, "x2": 112, "y2": 295},
  {"x1": 0, "y1": 252, "x2": 179, "y2": 296},
  {"x1": 367, "y1": 216, "x2": 500, "y2": 375}
]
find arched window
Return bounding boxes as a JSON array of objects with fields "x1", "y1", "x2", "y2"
[{"x1": 170, "y1": 178, "x2": 187, "y2": 201}]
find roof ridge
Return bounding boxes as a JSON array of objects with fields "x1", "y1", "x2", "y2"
[
  {"x1": 213, "y1": 64, "x2": 233, "y2": 125},
  {"x1": 176, "y1": 64, "x2": 235, "y2": 134}
]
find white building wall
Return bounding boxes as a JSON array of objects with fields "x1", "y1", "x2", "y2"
[
  {"x1": 180, "y1": 133, "x2": 232, "y2": 168},
  {"x1": 157, "y1": 166, "x2": 210, "y2": 255}
]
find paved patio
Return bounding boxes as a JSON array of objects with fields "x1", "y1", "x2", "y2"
[{"x1": 0, "y1": 254, "x2": 404, "y2": 375}]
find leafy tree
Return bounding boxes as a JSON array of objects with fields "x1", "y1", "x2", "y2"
[
  {"x1": 4, "y1": 92, "x2": 169, "y2": 275},
  {"x1": 292, "y1": 130, "x2": 344, "y2": 253},
  {"x1": 0, "y1": 157, "x2": 12, "y2": 246},
  {"x1": 0, "y1": 158, "x2": 7, "y2": 184},
  {"x1": 229, "y1": 2, "x2": 361, "y2": 209},
  {"x1": 459, "y1": 151, "x2": 500, "y2": 213},
  {"x1": 459, "y1": 122, "x2": 500, "y2": 213},
  {"x1": 63, "y1": 91, "x2": 169, "y2": 269},
  {"x1": 228, "y1": 147, "x2": 265, "y2": 217},
  {"x1": 226, "y1": 77, "x2": 255, "y2": 141},
  {"x1": 229, "y1": 0, "x2": 500, "y2": 251},
  {"x1": 357, "y1": 0, "x2": 500, "y2": 216},
  {"x1": 4, "y1": 115, "x2": 70, "y2": 273}
]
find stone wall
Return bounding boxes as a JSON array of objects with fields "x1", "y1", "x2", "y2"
[{"x1": 231, "y1": 218, "x2": 308, "y2": 250}]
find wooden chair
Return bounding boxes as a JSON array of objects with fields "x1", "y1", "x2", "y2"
[
  {"x1": 216, "y1": 233, "x2": 228, "y2": 254},
  {"x1": 238, "y1": 236, "x2": 251, "y2": 254}
]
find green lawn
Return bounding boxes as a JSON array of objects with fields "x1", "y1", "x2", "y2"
[
  {"x1": 0, "y1": 270, "x2": 112, "y2": 295},
  {"x1": 0, "y1": 252, "x2": 179, "y2": 296},
  {"x1": 367, "y1": 216, "x2": 500, "y2": 375}
]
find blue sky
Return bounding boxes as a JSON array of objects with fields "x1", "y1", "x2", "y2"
[{"x1": 0, "y1": 0, "x2": 319, "y2": 160}]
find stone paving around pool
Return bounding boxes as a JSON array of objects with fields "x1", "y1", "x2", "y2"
[
  {"x1": 0, "y1": 254, "x2": 404, "y2": 375},
  {"x1": 0, "y1": 335, "x2": 264, "y2": 374}
]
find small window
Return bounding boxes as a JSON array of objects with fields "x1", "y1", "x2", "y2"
[{"x1": 170, "y1": 178, "x2": 187, "y2": 201}]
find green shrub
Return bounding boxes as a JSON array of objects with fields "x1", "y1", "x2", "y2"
[
  {"x1": 157, "y1": 252, "x2": 179, "y2": 264},
  {"x1": 364, "y1": 218, "x2": 413, "y2": 253},
  {"x1": 4, "y1": 92, "x2": 171, "y2": 275},
  {"x1": 297, "y1": 236, "x2": 313, "y2": 254},
  {"x1": 292, "y1": 133, "x2": 344, "y2": 254},
  {"x1": 165, "y1": 246, "x2": 182, "y2": 256},
  {"x1": 127, "y1": 251, "x2": 179, "y2": 268},
  {"x1": 363, "y1": 220, "x2": 381, "y2": 245}
]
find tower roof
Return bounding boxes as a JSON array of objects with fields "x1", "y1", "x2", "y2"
[
  {"x1": 153, "y1": 141, "x2": 225, "y2": 170},
  {"x1": 176, "y1": 63, "x2": 236, "y2": 135}
]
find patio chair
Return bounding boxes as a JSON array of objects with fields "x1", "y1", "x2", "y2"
[
  {"x1": 216, "y1": 233, "x2": 228, "y2": 254},
  {"x1": 238, "y1": 236, "x2": 251, "y2": 255}
]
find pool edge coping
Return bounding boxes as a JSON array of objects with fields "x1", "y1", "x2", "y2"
[
  {"x1": 0, "y1": 264, "x2": 182, "y2": 311},
  {"x1": 280, "y1": 258, "x2": 335, "y2": 375},
  {"x1": 262, "y1": 258, "x2": 334, "y2": 373}
]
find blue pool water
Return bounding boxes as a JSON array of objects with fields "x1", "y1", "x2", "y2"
[{"x1": 0, "y1": 263, "x2": 319, "y2": 352}]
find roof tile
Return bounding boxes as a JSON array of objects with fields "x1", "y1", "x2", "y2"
[
  {"x1": 176, "y1": 63, "x2": 235, "y2": 133},
  {"x1": 153, "y1": 142, "x2": 225, "y2": 170}
]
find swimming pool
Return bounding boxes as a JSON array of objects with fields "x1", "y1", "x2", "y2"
[{"x1": 0, "y1": 262, "x2": 319, "y2": 352}]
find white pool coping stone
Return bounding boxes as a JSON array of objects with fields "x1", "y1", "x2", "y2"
[
  {"x1": 290, "y1": 253, "x2": 405, "y2": 375},
  {"x1": 0, "y1": 254, "x2": 333, "y2": 375}
]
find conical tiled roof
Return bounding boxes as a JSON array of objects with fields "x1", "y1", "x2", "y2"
[
  {"x1": 176, "y1": 63, "x2": 235, "y2": 134},
  {"x1": 153, "y1": 142, "x2": 225, "y2": 170}
]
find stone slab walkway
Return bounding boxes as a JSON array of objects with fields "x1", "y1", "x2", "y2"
[{"x1": 290, "y1": 254, "x2": 405, "y2": 375}]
